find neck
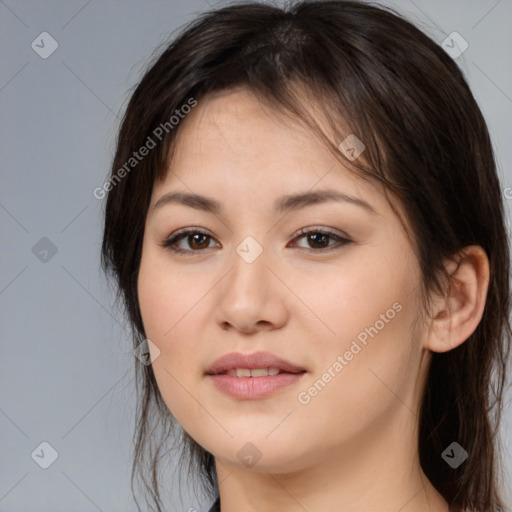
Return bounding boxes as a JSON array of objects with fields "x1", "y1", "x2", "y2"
[{"x1": 214, "y1": 404, "x2": 450, "y2": 512}]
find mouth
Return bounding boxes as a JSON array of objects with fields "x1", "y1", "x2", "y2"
[
  {"x1": 205, "y1": 351, "x2": 307, "y2": 376},
  {"x1": 215, "y1": 368, "x2": 306, "y2": 377},
  {"x1": 207, "y1": 370, "x2": 307, "y2": 400},
  {"x1": 205, "y1": 351, "x2": 307, "y2": 400}
]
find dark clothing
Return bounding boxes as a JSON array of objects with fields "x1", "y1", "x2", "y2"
[{"x1": 207, "y1": 496, "x2": 220, "y2": 512}]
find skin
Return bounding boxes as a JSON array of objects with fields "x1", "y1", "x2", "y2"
[{"x1": 137, "y1": 87, "x2": 489, "y2": 512}]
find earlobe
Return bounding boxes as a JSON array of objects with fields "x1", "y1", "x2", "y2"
[{"x1": 423, "y1": 245, "x2": 490, "y2": 354}]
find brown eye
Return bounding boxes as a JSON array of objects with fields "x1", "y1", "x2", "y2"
[
  {"x1": 161, "y1": 227, "x2": 351, "y2": 256},
  {"x1": 305, "y1": 232, "x2": 329, "y2": 249},
  {"x1": 161, "y1": 229, "x2": 220, "y2": 254},
  {"x1": 290, "y1": 228, "x2": 352, "y2": 252},
  {"x1": 187, "y1": 233, "x2": 211, "y2": 250}
]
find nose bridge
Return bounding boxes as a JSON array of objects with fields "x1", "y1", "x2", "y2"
[
  {"x1": 215, "y1": 233, "x2": 287, "y2": 332},
  {"x1": 229, "y1": 233, "x2": 271, "y2": 296}
]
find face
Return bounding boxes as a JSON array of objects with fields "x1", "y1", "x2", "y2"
[{"x1": 137, "y1": 87, "x2": 428, "y2": 474}]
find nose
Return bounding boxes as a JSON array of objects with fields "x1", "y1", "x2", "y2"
[{"x1": 214, "y1": 243, "x2": 289, "y2": 334}]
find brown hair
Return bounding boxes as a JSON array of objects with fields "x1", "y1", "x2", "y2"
[{"x1": 100, "y1": 1, "x2": 511, "y2": 511}]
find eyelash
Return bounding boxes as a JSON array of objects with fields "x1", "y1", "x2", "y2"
[{"x1": 160, "y1": 227, "x2": 352, "y2": 256}]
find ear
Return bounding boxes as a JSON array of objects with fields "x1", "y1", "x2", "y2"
[{"x1": 423, "y1": 245, "x2": 490, "y2": 353}]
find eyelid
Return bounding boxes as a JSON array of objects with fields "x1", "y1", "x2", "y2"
[
  {"x1": 160, "y1": 225, "x2": 352, "y2": 255},
  {"x1": 290, "y1": 225, "x2": 350, "y2": 242},
  {"x1": 159, "y1": 226, "x2": 219, "y2": 253},
  {"x1": 287, "y1": 226, "x2": 352, "y2": 252}
]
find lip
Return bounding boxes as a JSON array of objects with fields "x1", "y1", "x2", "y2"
[
  {"x1": 208, "y1": 372, "x2": 306, "y2": 400},
  {"x1": 205, "y1": 351, "x2": 307, "y2": 375},
  {"x1": 205, "y1": 351, "x2": 307, "y2": 400}
]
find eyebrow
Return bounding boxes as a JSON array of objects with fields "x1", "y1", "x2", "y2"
[{"x1": 153, "y1": 188, "x2": 378, "y2": 215}]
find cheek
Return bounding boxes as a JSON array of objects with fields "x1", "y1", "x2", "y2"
[
  {"x1": 301, "y1": 250, "x2": 411, "y2": 355},
  {"x1": 137, "y1": 247, "x2": 201, "y2": 341},
  {"x1": 296, "y1": 248, "x2": 420, "y2": 411},
  {"x1": 137, "y1": 249, "x2": 210, "y2": 420},
  {"x1": 294, "y1": 301, "x2": 417, "y2": 451}
]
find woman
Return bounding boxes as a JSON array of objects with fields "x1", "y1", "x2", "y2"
[{"x1": 100, "y1": 1, "x2": 511, "y2": 511}]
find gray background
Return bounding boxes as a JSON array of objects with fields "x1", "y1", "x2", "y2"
[{"x1": 1, "y1": 0, "x2": 511, "y2": 511}]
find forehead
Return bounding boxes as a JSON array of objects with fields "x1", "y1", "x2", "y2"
[
  {"x1": 153, "y1": 87, "x2": 396, "y2": 223},
  {"x1": 172, "y1": 88, "x2": 330, "y2": 173}
]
